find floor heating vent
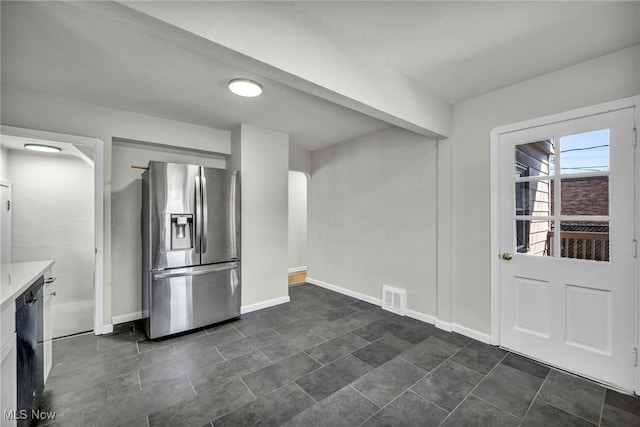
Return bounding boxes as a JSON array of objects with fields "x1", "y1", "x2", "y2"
[{"x1": 381, "y1": 285, "x2": 406, "y2": 316}]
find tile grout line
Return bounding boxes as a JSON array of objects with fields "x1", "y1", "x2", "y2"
[
  {"x1": 406, "y1": 388, "x2": 451, "y2": 415},
  {"x1": 238, "y1": 377, "x2": 258, "y2": 400},
  {"x1": 438, "y1": 351, "x2": 510, "y2": 426},
  {"x1": 517, "y1": 365, "x2": 551, "y2": 427},
  {"x1": 472, "y1": 394, "x2": 524, "y2": 421},
  {"x1": 295, "y1": 380, "x2": 319, "y2": 404},
  {"x1": 598, "y1": 389, "x2": 606, "y2": 426},
  {"x1": 357, "y1": 384, "x2": 432, "y2": 427},
  {"x1": 213, "y1": 345, "x2": 226, "y2": 362},
  {"x1": 256, "y1": 348, "x2": 274, "y2": 364},
  {"x1": 187, "y1": 376, "x2": 198, "y2": 396},
  {"x1": 302, "y1": 350, "x2": 325, "y2": 367},
  {"x1": 537, "y1": 390, "x2": 603, "y2": 425},
  {"x1": 348, "y1": 384, "x2": 381, "y2": 410},
  {"x1": 209, "y1": 378, "x2": 257, "y2": 425}
]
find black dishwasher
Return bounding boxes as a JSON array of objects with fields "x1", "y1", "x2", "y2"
[{"x1": 15, "y1": 276, "x2": 44, "y2": 427}]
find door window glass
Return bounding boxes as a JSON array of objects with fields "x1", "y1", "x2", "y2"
[{"x1": 513, "y1": 129, "x2": 610, "y2": 262}]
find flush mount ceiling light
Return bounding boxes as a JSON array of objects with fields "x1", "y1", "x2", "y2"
[
  {"x1": 24, "y1": 143, "x2": 62, "y2": 153},
  {"x1": 228, "y1": 78, "x2": 263, "y2": 97}
]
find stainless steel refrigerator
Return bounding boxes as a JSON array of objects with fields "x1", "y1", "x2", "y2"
[{"x1": 141, "y1": 161, "x2": 240, "y2": 339}]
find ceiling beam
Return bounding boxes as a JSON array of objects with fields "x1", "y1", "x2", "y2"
[{"x1": 117, "y1": 1, "x2": 451, "y2": 139}]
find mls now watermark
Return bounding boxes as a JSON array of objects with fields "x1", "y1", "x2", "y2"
[{"x1": 4, "y1": 409, "x2": 56, "y2": 421}]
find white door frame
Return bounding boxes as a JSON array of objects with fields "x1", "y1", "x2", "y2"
[
  {"x1": 0, "y1": 125, "x2": 106, "y2": 335},
  {"x1": 490, "y1": 96, "x2": 640, "y2": 392},
  {"x1": 0, "y1": 180, "x2": 11, "y2": 264}
]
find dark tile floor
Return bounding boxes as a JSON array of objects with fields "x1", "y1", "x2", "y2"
[{"x1": 38, "y1": 283, "x2": 640, "y2": 426}]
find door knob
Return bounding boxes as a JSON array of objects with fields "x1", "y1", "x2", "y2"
[{"x1": 502, "y1": 252, "x2": 513, "y2": 260}]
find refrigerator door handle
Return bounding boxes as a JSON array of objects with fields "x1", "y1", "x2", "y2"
[
  {"x1": 230, "y1": 170, "x2": 238, "y2": 259},
  {"x1": 201, "y1": 175, "x2": 208, "y2": 254},
  {"x1": 195, "y1": 175, "x2": 202, "y2": 254},
  {"x1": 153, "y1": 263, "x2": 238, "y2": 279}
]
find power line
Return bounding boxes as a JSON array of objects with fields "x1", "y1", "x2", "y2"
[{"x1": 560, "y1": 144, "x2": 608, "y2": 153}]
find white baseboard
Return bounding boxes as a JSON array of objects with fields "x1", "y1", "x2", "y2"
[
  {"x1": 241, "y1": 295, "x2": 290, "y2": 314},
  {"x1": 435, "y1": 319, "x2": 453, "y2": 332},
  {"x1": 405, "y1": 309, "x2": 437, "y2": 326},
  {"x1": 306, "y1": 277, "x2": 381, "y2": 305},
  {"x1": 97, "y1": 324, "x2": 113, "y2": 335},
  {"x1": 452, "y1": 323, "x2": 491, "y2": 344},
  {"x1": 112, "y1": 311, "x2": 143, "y2": 325},
  {"x1": 306, "y1": 277, "x2": 493, "y2": 345},
  {"x1": 288, "y1": 266, "x2": 307, "y2": 273}
]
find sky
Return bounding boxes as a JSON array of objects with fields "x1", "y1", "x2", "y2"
[{"x1": 551, "y1": 129, "x2": 609, "y2": 174}]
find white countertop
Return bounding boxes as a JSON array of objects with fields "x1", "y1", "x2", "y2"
[{"x1": 0, "y1": 261, "x2": 55, "y2": 310}]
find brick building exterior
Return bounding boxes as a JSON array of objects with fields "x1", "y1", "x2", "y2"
[{"x1": 555, "y1": 176, "x2": 609, "y2": 217}]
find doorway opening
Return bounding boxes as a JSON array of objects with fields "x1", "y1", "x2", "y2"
[
  {"x1": 0, "y1": 126, "x2": 105, "y2": 336},
  {"x1": 288, "y1": 170, "x2": 308, "y2": 285}
]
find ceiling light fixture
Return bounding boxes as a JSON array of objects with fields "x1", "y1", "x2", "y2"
[
  {"x1": 24, "y1": 143, "x2": 62, "y2": 153},
  {"x1": 228, "y1": 78, "x2": 263, "y2": 97}
]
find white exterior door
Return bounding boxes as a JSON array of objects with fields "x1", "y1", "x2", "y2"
[{"x1": 497, "y1": 107, "x2": 637, "y2": 391}]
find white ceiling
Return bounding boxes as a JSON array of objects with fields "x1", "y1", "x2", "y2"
[
  {"x1": 2, "y1": 1, "x2": 639, "y2": 151},
  {"x1": 0, "y1": 135, "x2": 94, "y2": 167},
  {"x1": 0, "y1": 1, "x2": 390, "y2": 152},
  {"x1": 285, "y1": 1, "x2": 640, "y2": 104}
]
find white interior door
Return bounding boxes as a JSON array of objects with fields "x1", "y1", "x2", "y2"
[{"x1": 498, "y1": 107, "x2": 637, "y2": 391}]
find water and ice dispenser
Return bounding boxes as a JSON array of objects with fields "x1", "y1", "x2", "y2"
[{"x1": 170, "y1": 214, "x2": 193, "y2": 249}]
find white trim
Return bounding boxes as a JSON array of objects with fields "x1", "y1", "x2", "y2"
[
  {"x1": 288, "y1": 266, "x2": 307, "y2": 273},
  {"x1": 0, "y1": 125, "x2": 107, "y2": 335},
  {"x1": 452, "y1": 323, "x2": 491, "y2": 344},
  {"x1": 635, "y1": 99, "x2": 640, "y2": 395},
  {"x1": 305, "y1": 277, "x2": 381, "y2": 305},
  {"x1": 405, "y1": 309, "x2": 436, "y2": 326},
  {"x1": 490, "y1": 96, "x2": 640, "y2": 137},
  {"x1": 490, "y1": 96, "x2": 640, "y2": 387},
  {"x1": 241, "y1": 296, "x2": 290, "y2": 314},
  {"x1": 112, "y1": 312, "x2": 143, "y2": 325},
  {"x1": 306, "y1": 277, "x2": 493, "y2": 345},
  {"x1": 435, "y1": 319, "x2": 453, "y2": 332},
  {"x1": 490, "y1": 122, "x2": 501, "y2": 346}
]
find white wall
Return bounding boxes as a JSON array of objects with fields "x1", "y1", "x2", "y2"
[
  {"x1": 230, "y1": 124, "x2": 289, "y2": 309},
  {"x1": 289, "y1": 144, "x2": 311, "y2": 175},
  {"x1": 447, "y1": 44, "x2": 640, "y2": 334},
  {"x1": 308, "y1": 126, "x2": 438, "y2": 316},
  {"x1": 1, "y1": 85, "x2": 230, "y2": 331},
  {"x1": 288, "y1": 171, "x2": 307, "y2": 271},
  {"x1": 8, "y1": 150, "x2": 94, "y2": 319},
  {"x1": 110, "y1": 141, "x2": 226, "y2": 321}
]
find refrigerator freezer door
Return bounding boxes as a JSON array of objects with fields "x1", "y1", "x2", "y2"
[
  {"x1": 201, "y1": 168, "x2": 240, "y2": 265},
  {"x1": 148, "y1": 162, "x2": 201, "y2": 269},
  {"x1": 148, "y1": 262, "x2": 240, "y2": 338}
]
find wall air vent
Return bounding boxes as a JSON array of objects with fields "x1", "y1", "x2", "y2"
[{"x1": 381, "y1": 285, "x2": 406, "y2": 316}]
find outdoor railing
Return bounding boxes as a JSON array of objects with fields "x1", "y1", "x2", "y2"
[{"x1": 545, "y1": 231, "x2": 609, "y2": 261}]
